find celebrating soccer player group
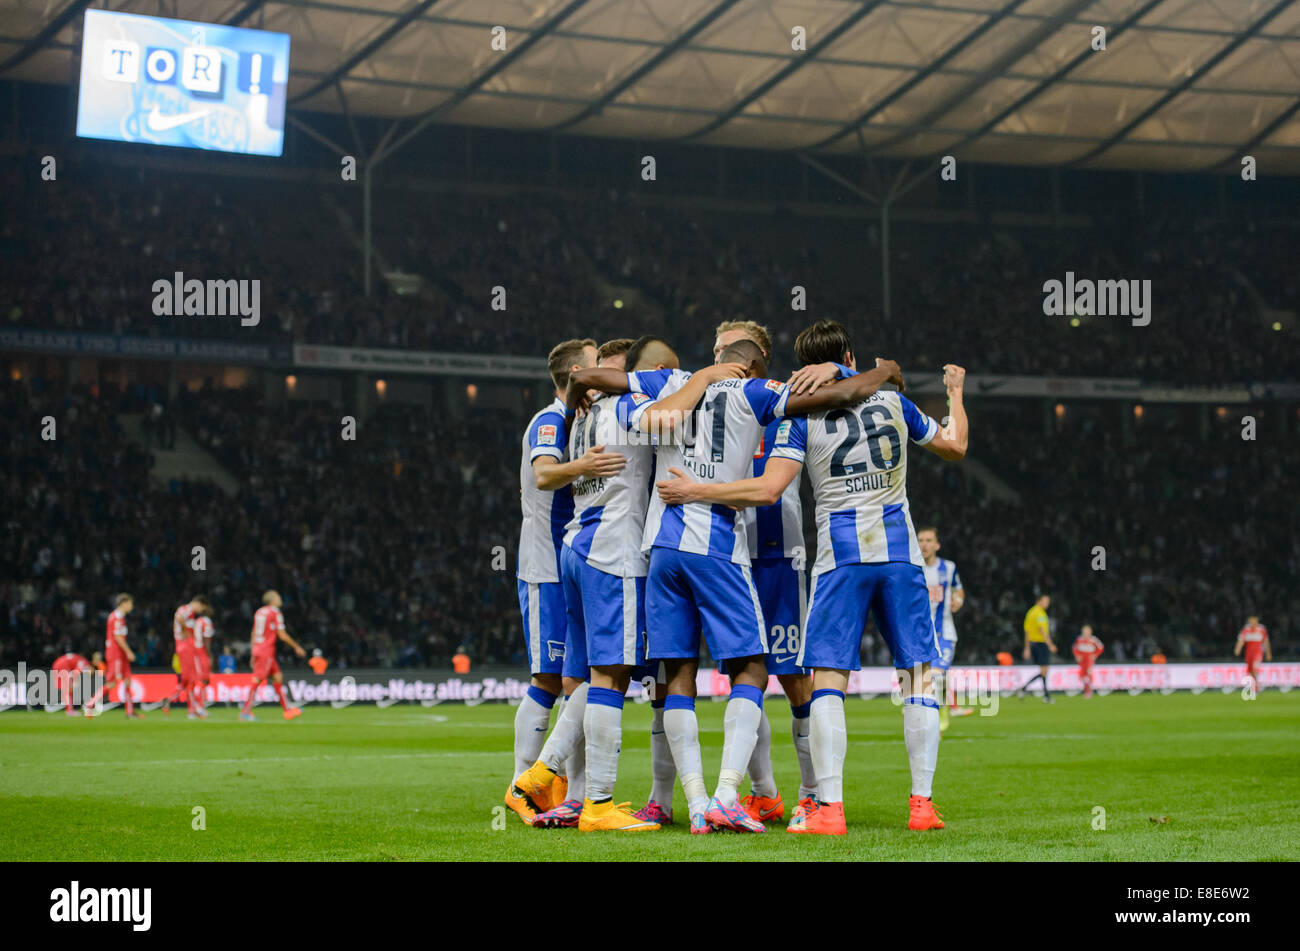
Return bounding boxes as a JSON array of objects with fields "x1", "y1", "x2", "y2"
[{"x1": 507, "y1": 319, "x2": 969, "y2": 834}]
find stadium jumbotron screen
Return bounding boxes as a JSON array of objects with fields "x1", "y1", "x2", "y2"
[{"x1": 75, "y1": 9, "x2": 290, "y2": 156}]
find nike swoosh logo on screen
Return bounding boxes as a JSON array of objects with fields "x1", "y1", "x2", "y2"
[{"x1": 146, "y1": 108, "x2": 209, "y2": 132}]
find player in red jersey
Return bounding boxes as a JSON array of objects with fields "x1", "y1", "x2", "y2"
[
  {"x1": 1071, "y1": 625, "x2": 1105, "y2": 698},
  {"x1": 240, "y1": 590, "x2": 306, "y2": 721},
  {"x1": 192, "y1": 614, "x2": 214, "y2": 716},
  {"x1": 164, "y1": 596, "x2": 212, "y2": 718},
  {"x1": 51, "y1": 649, "x2": 92, "y2": 716},
  {"x1": 87, "y1": 593, "x2": 143, "y2": 718},
  {"x1": 1234, "y1": 616, "x2": 1271, "y2": 689}
]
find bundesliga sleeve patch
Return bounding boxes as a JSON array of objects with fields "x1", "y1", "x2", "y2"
[
  {"x1": 537, "y1": 424, "x2": 557, "y2": 445},
  {"x1": 631, "y1": 393, "x2": 650, "y2": 405},
  {"x1": 764, "y1": 379, "x2": 784, "y2": 392}
]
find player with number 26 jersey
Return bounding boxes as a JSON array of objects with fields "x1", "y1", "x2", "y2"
[{"x1": 772, "y1": 390, "x2": 940, "y2": 670}]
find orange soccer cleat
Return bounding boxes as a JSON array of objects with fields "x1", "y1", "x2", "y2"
[
  {"x1": 789, "y1": 796, "x2": 816, "y2": 824},
  {"x1": 740, "y1": 792, "x2": 785, "y2": 824},
  {"x1": 908, "y1": 795, "x2": 945, "y2": 830},
  {"x1": 550, "y1": 774, "x2": 568, "y2": 808},
  {"x1": 786, "y1": 799, "x2": 846, "y2": 835},
  {"x1": 283, "y1": 707, "x2": 303, "y2": 721}
]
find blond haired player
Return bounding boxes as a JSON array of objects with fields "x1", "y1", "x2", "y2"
[{"x1": 709, "y1": 320, "x2": 820, "y2": 824}]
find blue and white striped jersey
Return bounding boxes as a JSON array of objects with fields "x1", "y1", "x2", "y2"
[
  {"x1": 517, "y1": 398, "x2": 573, "y2": 584},
  {"x1": 745, "y1": 418, "x2": 804, "y2": 561},
  {"x1": 562, "y1": 392, "x2": 656, "y2": 577},
  {"x1": 630, "y1": 374, "x2": 791, "y2": 565},
  {"x1": 769, "y1": 390, "x2": 938, "y2": 575},
  {"x1": 626, "y1": 367, "x2": 693, "y2": 399},
  {"x1": 923, "y1": 557, "x2": 962, "y2": 641}
]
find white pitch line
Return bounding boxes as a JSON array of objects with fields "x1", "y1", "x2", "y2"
[{"x1": 2, "y1": 750, "x2": 507, "y2": 770}]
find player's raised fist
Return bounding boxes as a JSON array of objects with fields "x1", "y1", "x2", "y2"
[
  {"x1": 943, "y1": 364, "x2": 966, "y2": 390},
  {"x1": 875, "y1": 358, "x2": 904, "y2": 391}
]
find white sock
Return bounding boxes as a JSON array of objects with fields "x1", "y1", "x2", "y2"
[
  {"x1": 538, "y1": 682, "x2": 588, "y2": 773},
  {"x1": 566, "y1": 741, "x2": 586, "y2": 803},
  {"x1": 649, "y1": 703, "x2": 676, "y2": 806},
  {"x1": 791, "y1": 704, "x2": 816, "y2": 800},
  {"x1": 903, "y1": 693, "x2": 941, "y2": 798},
  {"x1": 746, "y1": 705, "x2": 777, "y2": 798},
  {"x1": 513, "y1": 685, "x2": 557, "y2": 775},
  {"x1": 663, "y1": 699, "x2": 708, "y2": 814},
  {"x1": 717, "y1": 687, "x2": 763, "y2": 807},
  {"x1": 583, "y1": 688, "x2": 624, "y2": 802},
  {"x1": 810, "y1": 690, "x2": 846, "y2": 803}
]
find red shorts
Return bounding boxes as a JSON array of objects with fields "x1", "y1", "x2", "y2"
[
  {"x1": 252, "y1": 654, "x2": 281, "y2": 681},
  {"x1": 176, "y1": 645, "x2": 196, "y2": 684},
  {"x1": 1076, "y1": 658, "x2": 1095, "y2": 672},
  {"x1": 105, "y1": 654, "x2": 131, "y2": 683},
  {"x1": 1244, "y1": 651, "x2": 1263, "y2": 673},
  {"x1": 194, "y1": 649, "x2": 211, "y2": 681}
]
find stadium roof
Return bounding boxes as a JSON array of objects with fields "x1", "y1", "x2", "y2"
[{"x1": 3, "y1": 0, "x2": 1300, "y2": 172}]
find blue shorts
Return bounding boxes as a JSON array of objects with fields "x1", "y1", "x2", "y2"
[
  {"x1": 560, "y1": 545, "x2": 646, "y2": 670},
  {"x1": 517, "y1": 579, "x2": 568, "y2": 676},
  {"x1": 645, "y1": 548, "x2": 766, "y2": 662},
  {"x1": 934, "y1": 637, "x2": 956, "y2": 671},
  {"x1": 800, "y1": 562, "x2": 939, "y2": 672},
  {"x1": 751, "y1": 557, "x2": 808, "y2": 676}
]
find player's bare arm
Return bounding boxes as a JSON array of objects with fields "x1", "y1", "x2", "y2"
[
  {"x1": 115, "y1": 632, "x2": 135, "y2": 663},
  {"x1": 951, "y1": 588, "x2": 965, "y2": 612},
  {"x1": 279, "y1": 629, "x2": 307, "y2": 659},
  {"x1": 922, "y1": 365, "x2": 968, "y2": 461},
  {"x1": 657, "y1": 457, "x2": 802, "y2": 509},
  {"x1": 786, "y1": 361, "x2": 843, "y2": 395},
  {"x1": 635, "y1": 362, "x2": 745, "y2": 434},
  {"x1": 1233, "y1": 637, "x2": 1243, "y2": 656},
  {"x1": 565, "y1": 366, "x2": 629, "y2": 413},
  {"x1": 783, "y1": 359, "x2": 900, "y2": 416},
  {"x1": 532, "y1": 447, "x2": 626, "y2": 491}
]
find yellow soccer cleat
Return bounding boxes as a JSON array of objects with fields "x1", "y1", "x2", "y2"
[
  {"x1": 511, "y1": 761, "x2": 561, "y2": 815},
  {"x1": 550, "y1": 774, "x2": 568, "y2": 808},
  {"x1": 578, "y1": 799, "x2": 661, "y2": 832},
  {"x1": 504, "y1": 783, "x2": 538, "y2": 825}
]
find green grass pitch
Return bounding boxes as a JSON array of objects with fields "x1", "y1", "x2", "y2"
[{"x1": 2, "y1": 691, "x2": 1297, "y2": 861}]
